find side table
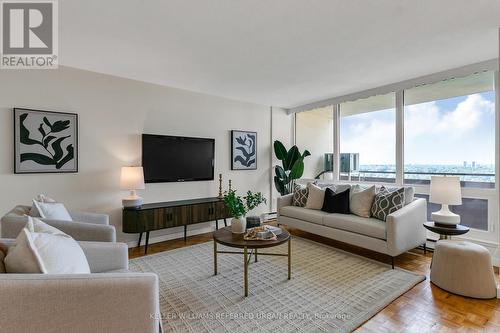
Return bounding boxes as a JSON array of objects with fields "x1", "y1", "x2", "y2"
[{"x1": 423, "y1": 222, "x2": 470, "y2": 240}]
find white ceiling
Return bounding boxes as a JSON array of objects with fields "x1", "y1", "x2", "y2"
[{"x1": 61, "y1": 0, "x2": 500, "y2": 109}]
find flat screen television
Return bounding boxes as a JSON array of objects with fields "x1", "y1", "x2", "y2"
[{"x1": 142, "y1": 134, "x2": 215, "y2": 183}]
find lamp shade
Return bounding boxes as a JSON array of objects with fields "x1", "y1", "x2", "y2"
[
  {"x1": 120, "y1": 167, "x2": 145, "y2": 190},
  {"x1": 429, "y1": 176, "x2": 462, "y2": 205}
]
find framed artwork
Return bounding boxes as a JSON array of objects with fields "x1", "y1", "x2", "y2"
[
  {"x1": 231, "y1": 130, "x2": 257, "y2": 170},
  {"x1": 14, "y1": 108, "x2": 78, "y2": 174}
]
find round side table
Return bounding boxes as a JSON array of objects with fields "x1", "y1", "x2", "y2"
[{"x1": 423, "y1": 222, "x2": 470, "y2": 240}]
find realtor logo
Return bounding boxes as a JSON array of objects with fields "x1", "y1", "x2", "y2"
[{"x1": 1, "y1": 0, "x2": 58, "y2": 69}]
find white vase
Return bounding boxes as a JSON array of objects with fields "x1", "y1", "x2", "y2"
[{"x1": 231, "y1": 217, "x2": 246, "y2": 234}]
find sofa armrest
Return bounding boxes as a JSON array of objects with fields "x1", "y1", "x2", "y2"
[
  {"x1": 386, "y1": 198, "x2": 427, "y2": 257},
  {"x1": 70, "y1": 211, "x2": 109, "y2": 225},
  {"x1": 0, "y1": 273, "x2": 160, "y2": 333},
  {"x1": 79, "y1": 241, "x2": 129, "y2": 273},
  {"x1": 277, "y1": 194, "x2": 294, "y2": 218},
  {"x1": 1, "y1": 217, "x2": 116, "y2": 242}
]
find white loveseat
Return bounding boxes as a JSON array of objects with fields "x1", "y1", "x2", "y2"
[{"x1": 277, "y1": 185, "x2": 427, "y2": 268}]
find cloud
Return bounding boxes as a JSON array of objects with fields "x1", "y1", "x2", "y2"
[
  {"x1": 405, "y1": 93, "x2": 494, "y2": 138},
  {"x1": 340, "y1": 93, "x2": 494, "y2": 165}
]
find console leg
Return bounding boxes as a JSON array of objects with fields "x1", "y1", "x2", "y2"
[
  {"x1": 216, "y1": 219, "x2": 219, "y2": 230},
  {"x1": 184, "y1": 225, "x2": 187, "y2": 242},
  {"x1": 391, "y1": 257, "x2": 394, "y2": 269},
  {"x1": 145, "y1": 232, "x2": 150, "y2": 255},
  {"x1": 138, "y1": 232, "x2": 143, "y2": 248},
  {"x1": 224, "y1": 218, "x2": 227, "y2": 227},
  {"x1": 423, "y1": 243, "x2": 427, "y2": 255}
]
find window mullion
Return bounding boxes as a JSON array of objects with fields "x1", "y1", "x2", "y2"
[{"x1": 395, "y1": 90, "x2": 404, "y2": 186}]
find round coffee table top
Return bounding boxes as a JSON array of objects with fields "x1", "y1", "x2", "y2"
[
  {"x1": 423, "y1": 222, "x2": 470, "y2": 236},
  {"x1": 213, "y1": 226, "x2": 290, "y2": 249}
]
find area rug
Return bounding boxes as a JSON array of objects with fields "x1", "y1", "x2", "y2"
[{"x1": 129, "y1": 237, "x2": 424, "y2": 333}]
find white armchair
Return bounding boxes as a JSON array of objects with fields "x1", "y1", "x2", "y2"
[
  {"x1": 1, "y1": 205, "x2": 116, "y2": 242},
  {"x1": 0, "y1": 238, "x2": 161, "y2": 333}
]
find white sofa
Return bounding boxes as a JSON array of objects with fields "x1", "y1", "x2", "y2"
[
  {"x1": 277, "y1": 187, "x2": 427, "y2": 268},
  {"x1": 0, "y1": 238, "x2": 161, "y2": 333},
  {"x1": 1, "y1": 205, "x2": 116, "y2": 242}
]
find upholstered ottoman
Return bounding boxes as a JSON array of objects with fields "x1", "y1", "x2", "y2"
[{"x1": 431, "y1": 240, "x2": 497, "y2": 299}]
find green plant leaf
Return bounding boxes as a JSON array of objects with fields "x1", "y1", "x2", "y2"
[
  {"x1": 19, "y1": 113, "x2": 42, "y2": 146},
  {"x1": 274, "y1": 176, "x2": 286, "y2": 195},
  {"x1": 43, "y1": 135, "x2": 56, "y2": 148},
  {"x1": 275, "y1": 165, "x2": 286, "y2": 180},
  {"x1": 56, "y1": 145, "x2": 74, "y2": 169},
  {"x1": 284, "y1": 146, "x2": 299, "y2": 171},
  {"x1": 38, "y1": 124, "x2": 46, "y2": 137},
  {"x1": 273, "y1": 140, "x2": 287, "y2": 160},
  {"x1": 20, "y1": 153, "x2": 54, "y2": 165},
  {"x1": 52, "y1": 135, "x2": 70, "y2": 161},
  {"x1": 289, "y1": 158, "x2": 305, "y2": 180},
  {"x1": 302, "y1": 150, "x2": 311, "y2": 158},
  {"x1": 43, "y1": 117, "x2": 52, "y2": 128},
  {"x1": 51, "y1": 120, "x2": 71, "y2": 133}
]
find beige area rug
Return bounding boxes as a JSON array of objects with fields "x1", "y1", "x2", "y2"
[{"x1": 130, "y1": 237, "x2": 425, "y2": 333}]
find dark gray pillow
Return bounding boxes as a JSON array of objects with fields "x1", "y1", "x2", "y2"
[
  {"x1": 371, "y1": 186, "x2": 405, "y2": 221},
  {"x1": 292, "y1": 184, "x2": 308, "y2": 207}
]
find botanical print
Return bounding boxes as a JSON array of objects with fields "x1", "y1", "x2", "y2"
[
  {"x1": 231, "y1": 130, "x2": 257, "y2": 170},
  {"x1": 14, "y1": 108, "x2": 78, "y2": 173}
]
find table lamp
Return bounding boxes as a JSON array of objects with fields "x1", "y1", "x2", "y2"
[
  {"x1": 121, "y1": 166, "x2": 145, "y2": 208},
  {"x1": 429, "y1": 175, "x2": 462, "y2": 226}
]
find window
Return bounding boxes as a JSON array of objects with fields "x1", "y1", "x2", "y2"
[
  {"x1": 340, "y1": 92, "x2": 396, "y2": 183},
  {"x1": 295, "y1": 106, "x2": 334, "y2": 179},
  {"x1": 404, "y1": 71, "x2": 496, "y2": 188}
]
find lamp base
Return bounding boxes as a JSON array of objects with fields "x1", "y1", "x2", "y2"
[
  {"x1": 122, "y1": 196, "x2": 143, "y2": 208},
  {"x1": 431, "y1": 204, "x2": 460, "y2": 226}
]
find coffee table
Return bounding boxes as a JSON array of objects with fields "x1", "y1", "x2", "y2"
[{"x1": 213, "y1": 226, "x2": 291, "y2": 297}]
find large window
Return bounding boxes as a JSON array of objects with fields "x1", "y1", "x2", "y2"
[
  {"x1": 340, "y1": 92, "x2": 396, "y2": 183},
  {"x1": 295, "y1": 106, "x2": 334, "y2": 179},
  {"x1": 404, "y1": 71, "x2": 495, "y2": 188}
]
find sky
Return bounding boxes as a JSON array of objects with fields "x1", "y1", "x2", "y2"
[{"x1": 340, "y1": 92, "x2": 495, "y2": 166}]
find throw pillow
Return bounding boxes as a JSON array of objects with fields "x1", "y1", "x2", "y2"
[
  {"x1": 371, "y1": 187, "x2": 405, "y2": 221},
  {"x1": 305, "y1": 182, "x2": 325, "y2": 210},
  {"x1": 29, "y1": 194, "x2": 57, "y2": 217},
  {"x1": 0, "y1": 249, "x2": 6, "y2": 273},
  {"x1": 350, "y1": 185, "x2": 376, "y2": 218},
  {"x1": 33, "y1": 200, "x2": 72, "y2": 221},
  {"x1": 4, "y1": 218, "x2": 90, "y2": 274},
  {"x1": 321, "y1": 188, "x2": 350, "y2": 214},
  {"x1": 292, "y1": 184, "x2": 309, "y2": 207},
  {"x1": 382, "y1": 186, "x2": 414, "y2": 205}
]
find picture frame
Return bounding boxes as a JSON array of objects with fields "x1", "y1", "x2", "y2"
[
  {"x1": 14, "y1": 108, "x2": 78, "y2": 174},
  {"x1": 231, "y1": 130, "x2": 257, "y2": 170}
]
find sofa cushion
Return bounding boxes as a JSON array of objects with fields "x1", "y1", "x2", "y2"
[
  {"x1": 33, "y1": 200, "x2": 72, "y2": 221},
  {"x1": 371, "y1": 187, "x2": 405, "y2": 221},
  {"x1": 280, "y1": 206, "x2": 329, "y2": 225},
  {"x1": 292, "y1": 184, "x2": 308, "y2": 207},
  {"x1": 0, "y1": 249, "x2": 5, "y2": 273},
  {"x1": 350, "y1": 185, "x2": 376, "y2": 218},
  {"x1": 322, "y1": 214, "x2": 387, "y2": 240},
  {"x1": 321, "y1": 188, "x2": 350, "y2": 214},
  {"x1": 305, "y1": 183, "x2": 325, "y2": 210}
]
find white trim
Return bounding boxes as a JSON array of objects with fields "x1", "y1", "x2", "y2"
[
  {"x1": 395, "y1": 90, "x2": 404, "y2": 186},
  {"x1": 288, "y1": 59, "x2": 498, "y2": 114},
  {"x1": 332, "y1": 104, "x2": 340, "y2": 182}
]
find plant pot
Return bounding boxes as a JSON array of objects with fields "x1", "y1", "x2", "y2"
[
  {"x1": 231, "y1": 217, "x2": 246, "y2": 234},
  {"x1": 246, "y1": 215, "x2": 261, "y2": 229}
]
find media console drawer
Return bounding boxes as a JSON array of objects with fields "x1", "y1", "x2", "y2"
[{"x1": 122, "y1": 197, "x2": 231, "y2": 254}]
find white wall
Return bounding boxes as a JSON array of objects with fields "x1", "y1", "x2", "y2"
[{"x1": 0, "y1": 67, "x2": 292, "y2": 244}]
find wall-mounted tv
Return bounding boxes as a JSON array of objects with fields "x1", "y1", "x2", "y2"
[{"x1": 142, "y1": 134, "x2": 215, "y2": 183}]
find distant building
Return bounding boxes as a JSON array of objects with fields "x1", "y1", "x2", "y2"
[
  {"x1": 472, "y1": 161, "x2": 476, "y2": 169},
  {"x1": 463, "y1": 161, "x2": 467, "y2": 167}
]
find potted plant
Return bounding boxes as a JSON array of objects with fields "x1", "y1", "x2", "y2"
[
  {"x1": 273, "y1": 140, "x2": 311, "y2": 195},
  {"x1": 223, "y1": 190, "x2": 248, "y2": 233},
  {"x1": 223, "y1": 190, "x2": 267, "y2": 233},
  {"x1": 245, "y1": 191, "x2": 267, "y2": 228}
]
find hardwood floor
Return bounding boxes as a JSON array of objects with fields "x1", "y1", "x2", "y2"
[{"x1": 129, "y1": 226, "x2": 500, "y2": 332}]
